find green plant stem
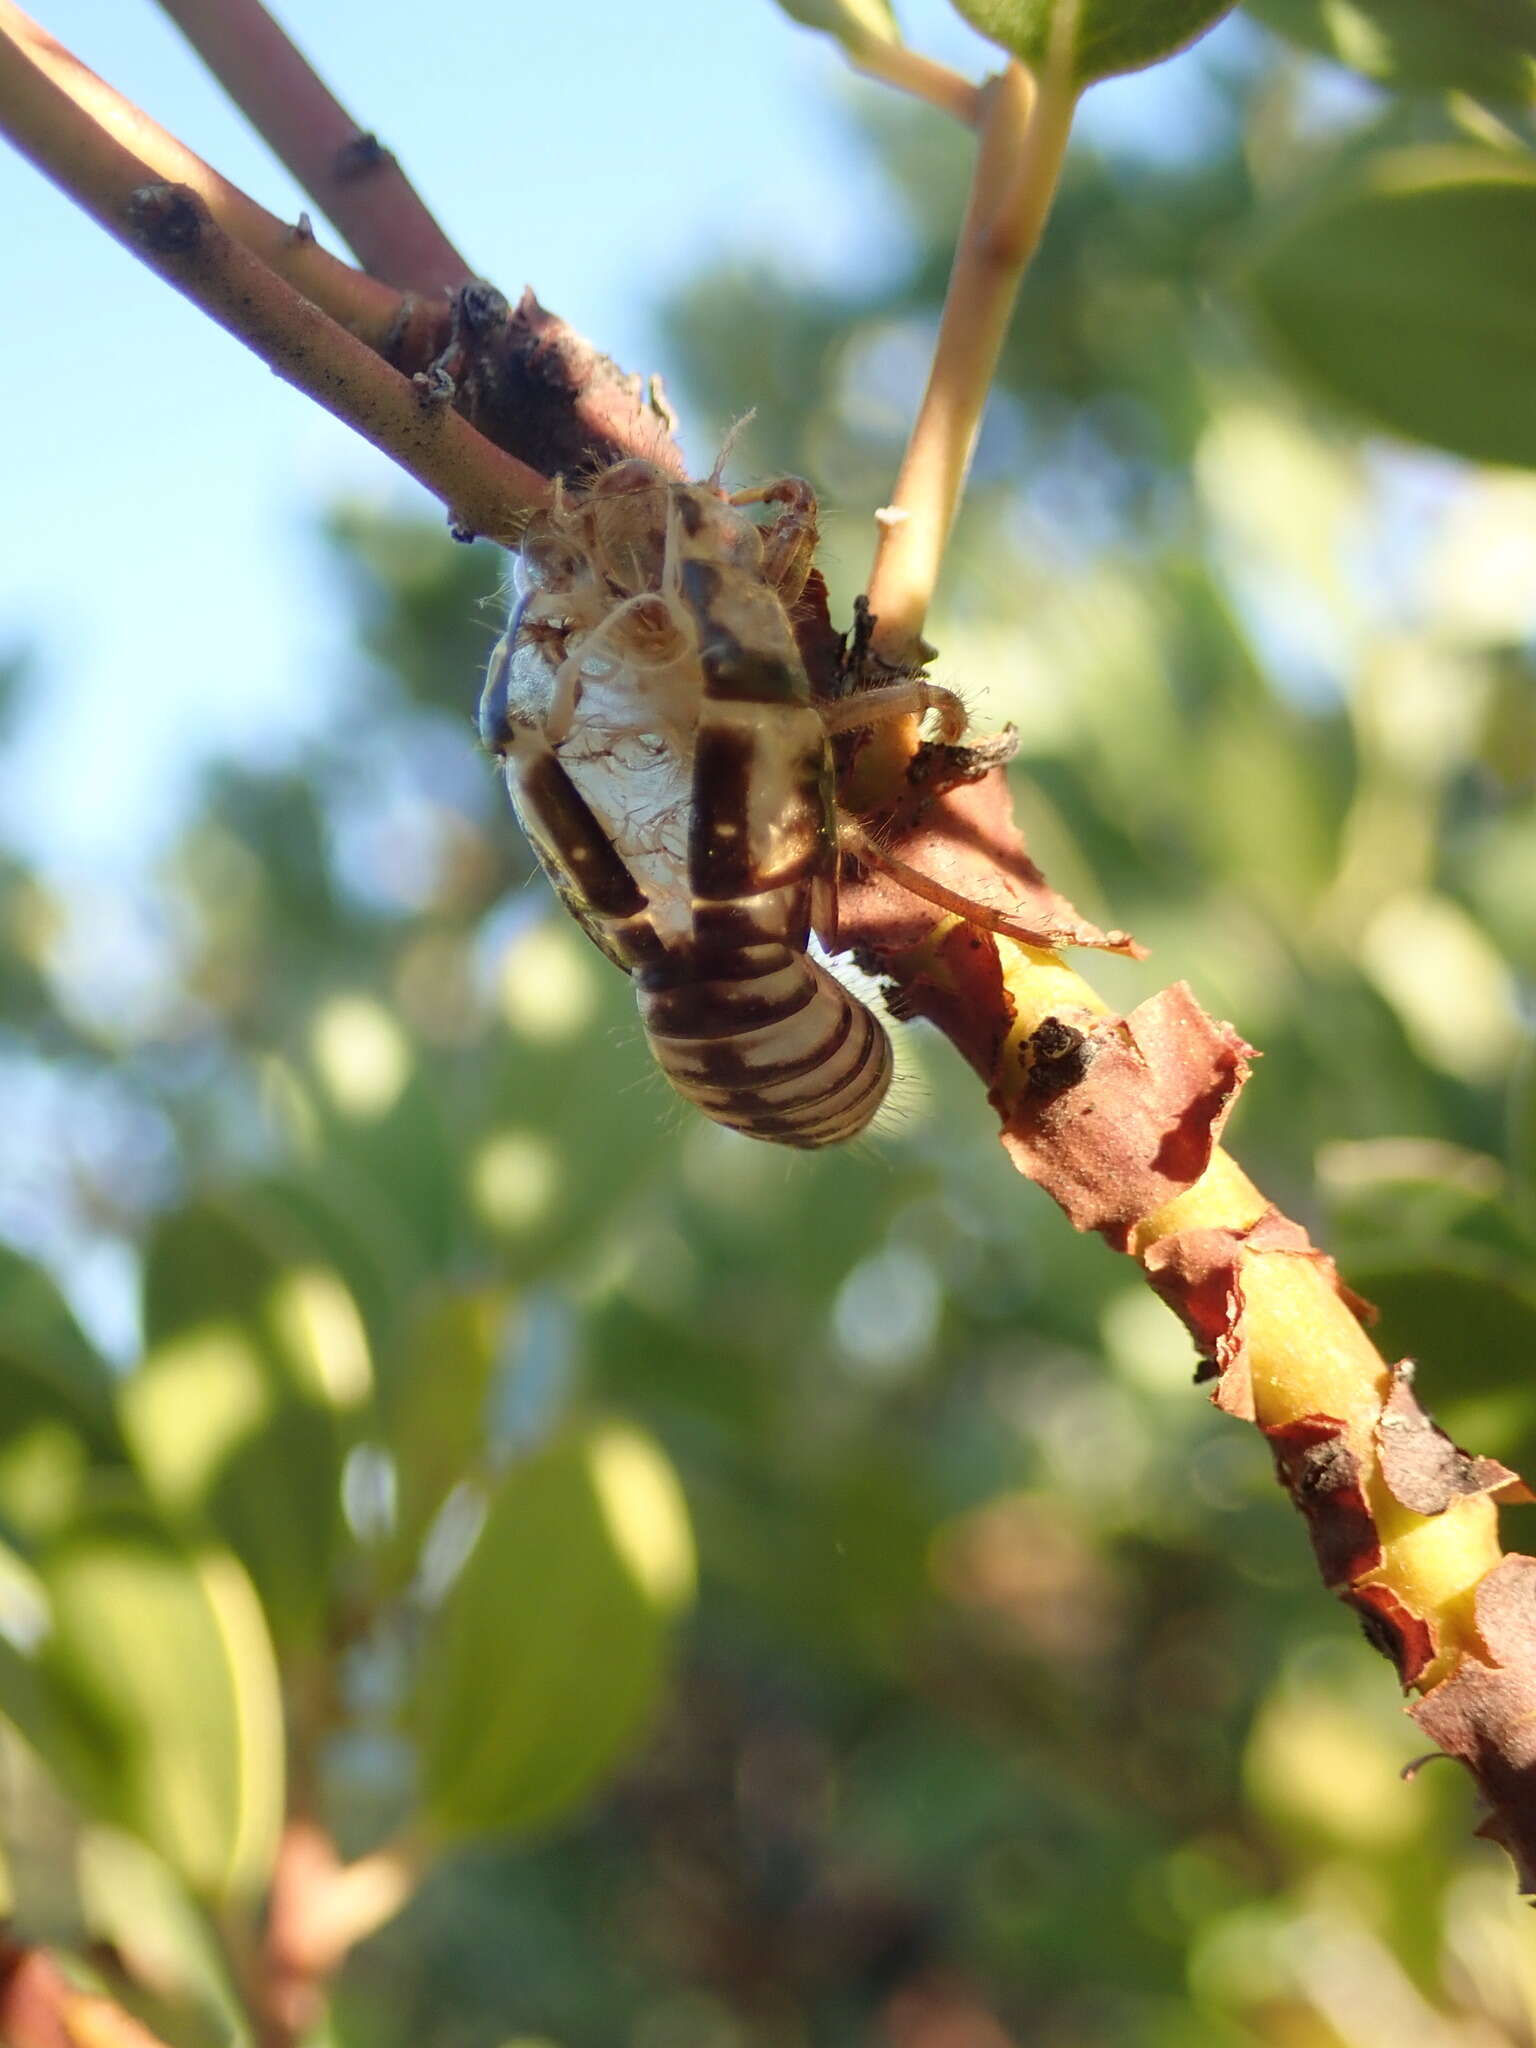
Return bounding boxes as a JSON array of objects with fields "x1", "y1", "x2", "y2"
[
  {"x1": 848, "y1": 38, "x2": 982, "y2": 124},
  {"x1": 862, "y1": 50, "x2": 1077, "y2": 682}
]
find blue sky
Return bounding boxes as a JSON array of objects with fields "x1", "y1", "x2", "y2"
[
  {"x1": 0, "y1": 0, "x2": 1243, "y2": 877},
  {"x1": 0, "y1": 0, "x2": 950, "y2": 873}
]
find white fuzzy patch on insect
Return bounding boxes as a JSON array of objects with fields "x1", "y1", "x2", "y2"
[{"x1": 809, "y1": 939, "x2": 927, "y2": 1141}]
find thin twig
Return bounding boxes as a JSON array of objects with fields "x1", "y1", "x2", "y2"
[
  {"x1": 0, "y1": 26, "x2": 546, "y2": 533},
  {"x1": 154, "y1": 0, "x2": 473, "y2": 294},
  {"x1": 863, "y1": 44, "x2": 1078, "y2": 678},
  {"x1": 0, "y1": 0, "x2": 420, "y2": 354},
  {"x1": 848, "y1": 40, "x2": 982, "y2": 125},
  {"x1": 0, "y1": 1936, "x2": 172, "y2": 2048},
  {"x1": 255, "y1": 1820, "x2": 424, "y2": 2048}
]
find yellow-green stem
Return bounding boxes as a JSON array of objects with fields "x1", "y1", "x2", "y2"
[
  {"x1": 990, "y1": 934, "x2": 1505, "y2": 1690},
  {"x1": 848, "y1": 39, "x2": 982, "y2": 126},
  {"x1": 864, "y1": 51, "x2": 1077, "y2": 678}
]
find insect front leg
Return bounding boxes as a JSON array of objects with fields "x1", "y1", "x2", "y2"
[
  {"x1": 727, "y1": 477, "x2": 819, "y2": 609},
  {"x1": 477, "y1": 630, "x2": 517, "y2": 754},
  {"x1": 543, "y1": 643, "x2": 594, "y2": 746}
]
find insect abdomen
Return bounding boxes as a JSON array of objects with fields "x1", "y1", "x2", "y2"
[{"x1": 635, "y1": 943, "x2": 892, "y2": 1149}]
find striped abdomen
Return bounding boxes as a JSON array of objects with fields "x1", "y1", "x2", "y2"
[{"x1": 635, "y1": 941, "x2": 891, "y2": 1149}]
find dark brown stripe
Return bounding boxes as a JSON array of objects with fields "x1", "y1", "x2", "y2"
[
  {"x1": 639, "y1": 953, "x2": 891, "y2": 1147},
  {"x1": 688, "y1": 724, "x2": 757, "y2": 899},
  {"x1": 639, "y1": 972, "x2": 816, "y2": 1042},
  {"x1": 638, "y1": 941, "x2": 789, "y2": 993},
  {"x1": 692, "y1": 893, "x2": 811, "y2": 951},
  {"x1": 680, "y1": 559, "x2": 802, "y2": 704},
  {"x1": 659, "y1": 993, "x2": 856, "y2": 1089},
  {"x1": 516, "y1": 753, "x2": 648, "y2": 919}
]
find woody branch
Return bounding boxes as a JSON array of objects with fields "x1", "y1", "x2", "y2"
[
  {"x1": 0, "y1": 5, "x2": 546, "y2": 532},
  {"x1": 3, "y1": 0, "x2": 1534, "y2": 1907},
  {"x1": 151, "y1": 0, "x2": 473, "y2": 294}
]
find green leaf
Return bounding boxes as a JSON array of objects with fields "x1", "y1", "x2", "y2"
[
  {"x1": 0, "y1": 1249, "x2": 126, "y2": 1543},
  {"x1": 418, "y1": 1420, "x2": 694, "y2": 1840},
  {"x1": 771, "y1": 0, "x2": 901, "y2": 54},
  {"x1": 0, "y1": 1248, "x2": 120, "y2": 1445},
  {"x1": 0, "y1": 1245, "x2": 108, "y2": 1393},
  {"x1": 33, "y1": 1504, "x2": 283, "y2": 1900},
  {"x1": 1246, "y1": 147, "x2": 1536, "y2": 468},
  {"x1": 949, "y1": 0, "x2": 1237, "y2": 85},
  {"x1": 76, "y1": 1829, "x2": 248, "y2": 2040},
  {"x1": 1348, "y1": 1254, "x2": 1536, "y2": 1405},
  {"x1": 381, "y1": 1284, "x2": 511, "y2": 1569},
  {"x1": 1511, "y1": 1040, "x2": 1536, "y2": 1214},
  {"x1": 1244, "y1": 0, "x2": 1536, "y2": 104},
  {"x1": 130, "y1": 1196, "x2": 374, "y2": 1643},
  {"x1": 458, "y1": 915, "x2": 687, "y2": 1282}
]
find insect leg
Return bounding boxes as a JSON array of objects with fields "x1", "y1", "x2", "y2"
[
  {"x1": 819, "y1": 679, "x2": 968, "y2": 745},
  {"x1": 477, "y1": 632, "x2": 515, "y2": 753},
  {"x1": 661, "y1": 487, "x2": 684, "y2": 602},
  {"x1": 837, "y1": 814, "x2": 1067, "y2": 949},
  {"x1": 543, "y1": 647, "x2": 590, "y2": 745},
  {"x1": 727, "y1": 477, "x2": 819, "y2": 606},
  {"x1": 512, "y1": 736, "x2": 649, "y2": 926}
]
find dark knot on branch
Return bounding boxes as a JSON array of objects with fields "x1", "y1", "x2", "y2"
[{"x1": 125, "y1": 181, "x2": 205, "y2": 254}]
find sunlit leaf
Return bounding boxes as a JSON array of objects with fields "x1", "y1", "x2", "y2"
[
  {"x1": 133, "y1": 1197, "x2": 373, "y2": 1642},
  {"x1": 34, "y1": 1505, "x2": 282, "y2": 1900},
  {"x1": 76, "y1": 1829, "x2": 247, "y2": 2038},
  {"x1": 771, "y1": 0, "x2": 901, "y2": 54},
  {"x1": 949, "y1": 0, "x2": 1236, "y2": 84},
  {"x1": 418, "y1": 1420, "x2": 694, "y2": 1840},
  {"x1": 1246, "y1": 148, "x2": 1536, "y2": 467},
  {"x1": 1244, "y1": 0, "x2": 1536, "y2": 104}
]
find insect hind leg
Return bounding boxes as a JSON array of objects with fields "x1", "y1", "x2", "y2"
[{"x1": 837, "y1": 815, "x2": 1065, "y2": 949}]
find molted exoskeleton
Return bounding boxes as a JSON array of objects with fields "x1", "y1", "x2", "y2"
[{"x1": 480, "y1": 460, "x2": 963, "y2": 1148}]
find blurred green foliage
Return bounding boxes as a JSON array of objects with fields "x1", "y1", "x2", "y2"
[{"x1": 1, "y1": 11, "x2": 1535, "y2": 2047}]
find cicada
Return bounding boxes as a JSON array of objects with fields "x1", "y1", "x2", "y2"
[{"x1": 478, "y1": 459, "x2": 966, "y2": 1148}]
